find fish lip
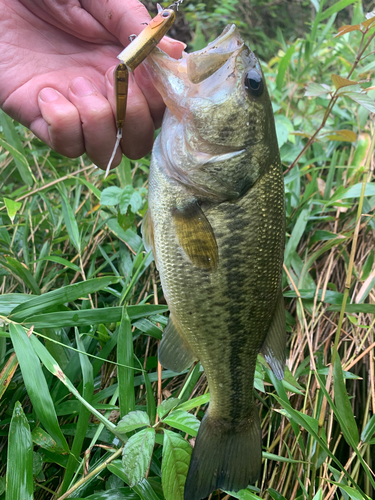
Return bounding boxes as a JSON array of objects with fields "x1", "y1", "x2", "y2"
[{"x1": 142, "y1": 24, "x2": 244, "y2": 93}]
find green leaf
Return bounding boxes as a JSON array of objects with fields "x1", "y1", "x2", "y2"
[
  {"x1": 276, "y1": 43, "x2": 296, "y2": 91},
  {"x1": 106, "y1": 218, "x2": 143, "y2": 253},
  {"x1": 11, "y1": 276, "x2": 121, "y2": 321},
  {"x1": 33, "y1": 451, "x2": 43, "y2": 476},
  {"x1": 268, "y1": 488, "x2": 288, "y2": 500},
  {"x1": 177, "y1": 394, "x2": 210, "y2": 412},
  {"x1": 132, "y1": 479, "x2": 160, "y2": 500},
  {"x1": 130, "y1": 191, "x2": 143, "y2": 213},
  {"x1": 6, "y1": 402, "x2": 34, "y2": 500},
  {"x1": 333, "y1": 356, "x2": 359, "y2": 446},
  {"x1": 31, "y1": 428, "x2": 66, "y2": 454},
  {"x1": 59, "y1": 190, "x2": 81, "y2": 251},
  {"x1": 163, "y1": 410, "x2": 200, "y2": 437},
  {"x1": 224, "y1": 488, "x2": 263, "y2": 499},
  {"x1": 157, "y1": 398, "x2": 181, "y2": 419},
  {"x1": 284, "y1": 208, "x2": 310, "y2": 268},
  {"x1": 328, "y1": 303, "x2": 375, "y2": 313},
  {"x1": 162, "y1": 430, "x2": 192, "y2": 500},
  {"x1": 122, "y1": 428, "x2": 156, "y2": 487},
  {"x1": 320, "y1": 0, "x2": 358, "y2": 21},
  {"x1": 76, "y1": 177, "x2": 102, "y2": 200},
  {"x1": 0, "y1": 293, "x2": 31, "y2": 316},
  {"x1": 304, "y1": 83, "x2": 332, "y2": 97},
  {"x1": 334, "y1": 483, "x2": 371, "y2": 500},
  {"x1": 107, "y1": 463, "x2": 159, "y2": 500},
  {"x1": 1, "y1": 256, "x2": 41, "y2": 295},
  {"x1": 119, "y1": 185, "x2": 135, "y2": 214},
  {"x1": 133, "y1": 318, "x2": 162, "y2": 340},
  {"x1": 37, "y1": 255, "x2": 81, "y2": 272},
  {"x1": 361, "y1": 414, "x2": 375, "y2": 442},
  {"x1": 3, "y1": 198, "x2": 22, "y2": 222},
  {"x1": 28, "y1": 333, "x2": 120, "y2": 438},
  {"x1": 60, "y1": 329, "x2": 95, "y2": 493},
  {"x1": 0, "y1": 477, "x2": 5, "y2": 496},
  {"x1": 0, "y1": 111, "x2": 34, "y2": 186},
  {"x1": 9, "y1": 324, "x2": 69, "y2": 451},
  {"x1": 263, "y1": 452, "x2": 304, "y2": 464},
  {"x1": 118, "y1": 308, "x2": 135, "y2": 417},
  {"x1": 23, "y1": 304, "x2": 168, "y2": 328},
  {"x1": 116, "y1": 410, "x2": 150, "y2": 434},
  {"x1": 75, "y1": 488, "x2": 140, "y2": 499},
  {"x1": 345, "y1": 92, "x2": 375, "y2": 113},
  {"x1": 100, "y1": 186, "x2": 123, "y2": 206}
]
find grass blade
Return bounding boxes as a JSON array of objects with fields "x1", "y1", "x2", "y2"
[
  {"x1": 5, "y1": 402, "x2": 34, "y2": 500},
  {"x1": 60, "y1": 329, "x2": 95, "y2": 493},
  {"x1": 0, "y1": 350, "x2": 19, "y2": 400},
  {"x1": 28, "y1": 332, "x2": 123, "y2": 439},
  {"x1": 9, "y1": 323, "x2": 69, "y2": 451},
  {"x1": 333, "y1": 356, "x2": 359, "y2": 446},
  {"x1": 11, "y1": 276, "x2": 121, "y2": 321},
  {"x1": 59, "y1": 189, "x2": 81, "y2": 252},
  {"x1": 1, "y1": 256, "x2": 41, "y2": 295},
  {"x1": 0, "y1": 111, "x2": 34, "y2": 186},
  {"x1": 118, "y1": 308, "x2": 136, "y2": 417},
  {"x1": 22, "y1": 304, "x2": 168, "y2": 328}
]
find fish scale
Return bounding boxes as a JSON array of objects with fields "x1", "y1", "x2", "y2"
[{"x1": 142, "y1": 24, "x2": 286, "y2": 500}]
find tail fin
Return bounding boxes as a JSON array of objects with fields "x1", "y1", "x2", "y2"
[{"x1": 184, "y1": 409, "x2": 262, "y2": 500}]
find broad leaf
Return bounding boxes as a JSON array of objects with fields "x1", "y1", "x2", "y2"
[
  {"x1": 163, "y1": 410, "x2": 200, "y2": 437},
  {"x1": 122, "y1": 428, "x2": 156, "y2": 487},
  {"x1": 162, "y1": 430, "x2": 192, "y2": 500},
  {"x1": 116, "y1": 410, "x2": 150, "y2": 434},
  {"x1": 157, "y1": 398, "x2": 181, "y2": 419}
]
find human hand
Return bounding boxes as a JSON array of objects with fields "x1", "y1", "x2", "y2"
[{"x1": 0, "y1": 0, "x2": 184, "y2": 169}]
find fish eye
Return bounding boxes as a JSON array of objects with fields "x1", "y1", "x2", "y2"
[{"x1": 244, "y1": 69, "x2": 263, "y2": 97}]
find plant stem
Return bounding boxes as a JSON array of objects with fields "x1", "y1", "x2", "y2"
[{"x1": 57, "y1": 447, "x2": 123, "y2": 500}]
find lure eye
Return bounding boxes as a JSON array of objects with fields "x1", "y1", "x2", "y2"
[
  {"x1": 244, "y1": 70, "x2": 263, "y2": 97},
  {"x1": 162, "y1": 11, "x2": 170, "y2": 17}
]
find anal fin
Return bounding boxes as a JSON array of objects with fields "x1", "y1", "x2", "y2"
[
  {"x1": 158, "y1": 316, "x2": 197, "y2": 372},
  {"x1": 261, "y1": 291, "x2": 286, "y2": 380}
]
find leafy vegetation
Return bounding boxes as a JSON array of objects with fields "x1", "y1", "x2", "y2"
[{"x1": 1, "y1": 1, "x2": 375, "y2": 499}]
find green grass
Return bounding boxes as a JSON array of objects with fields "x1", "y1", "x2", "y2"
[{"x1": 1, "y1": 1, "x2": 375, "y2": 499}]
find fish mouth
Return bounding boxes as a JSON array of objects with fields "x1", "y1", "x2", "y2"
[
  {"x1": 186, "y1": 24, "x2": 244, "y2": 84},
  {"x1": 142, "y1": 24, "x2": 245, "y2": 104}
]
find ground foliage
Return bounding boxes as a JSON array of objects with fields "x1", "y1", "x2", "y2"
[{"x1": 1, "y1": 1, "x2": 375, "y2": 499}]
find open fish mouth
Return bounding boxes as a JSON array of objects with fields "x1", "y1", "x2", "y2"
[
  {"x1": 186, "y1": 24, "x2": 244, "y2": 83},
  {"x1": 142, "y1": 24, "x2": 246, "y2": 107}
]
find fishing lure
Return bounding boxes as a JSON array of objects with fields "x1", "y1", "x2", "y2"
[{"x1": 105, "y1": 2, "x2": 182, "y2": 177}]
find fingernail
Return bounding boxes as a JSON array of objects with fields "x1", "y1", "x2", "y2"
[
  {"x1": 106, "y1": 67, "x2": 115, "y2": 87},
  {"x1": 163, "y1": 36, "x2": 187, "y2": 50},
  {"x1": 71, "y1": 77, "x2": 95, "y2": 97},
  {"x1": 39, "y1": 88, "x2": 59, "y2": 102}
]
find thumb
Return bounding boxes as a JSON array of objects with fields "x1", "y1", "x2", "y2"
[{"x1": 81, "y1": 0, "x2": 185, "y2": 58}]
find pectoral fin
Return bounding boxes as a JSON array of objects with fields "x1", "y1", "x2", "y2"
[
  {"x1": 261, "y1": 292, "x2": 286, "y2": 380},
  {"x1": 141, "y1": 210, "x2": 158, "y2": 268},
  {"x1": 158, "y1": 316, "x2": 197, "y2": 372},
  {"x1": 172, "y1": 202, "x2": 218, "y2": 271}
]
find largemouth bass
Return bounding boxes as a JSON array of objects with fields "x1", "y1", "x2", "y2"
[{"x1": 142, "y1": 25, "x2": 286, "y2": 500}]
